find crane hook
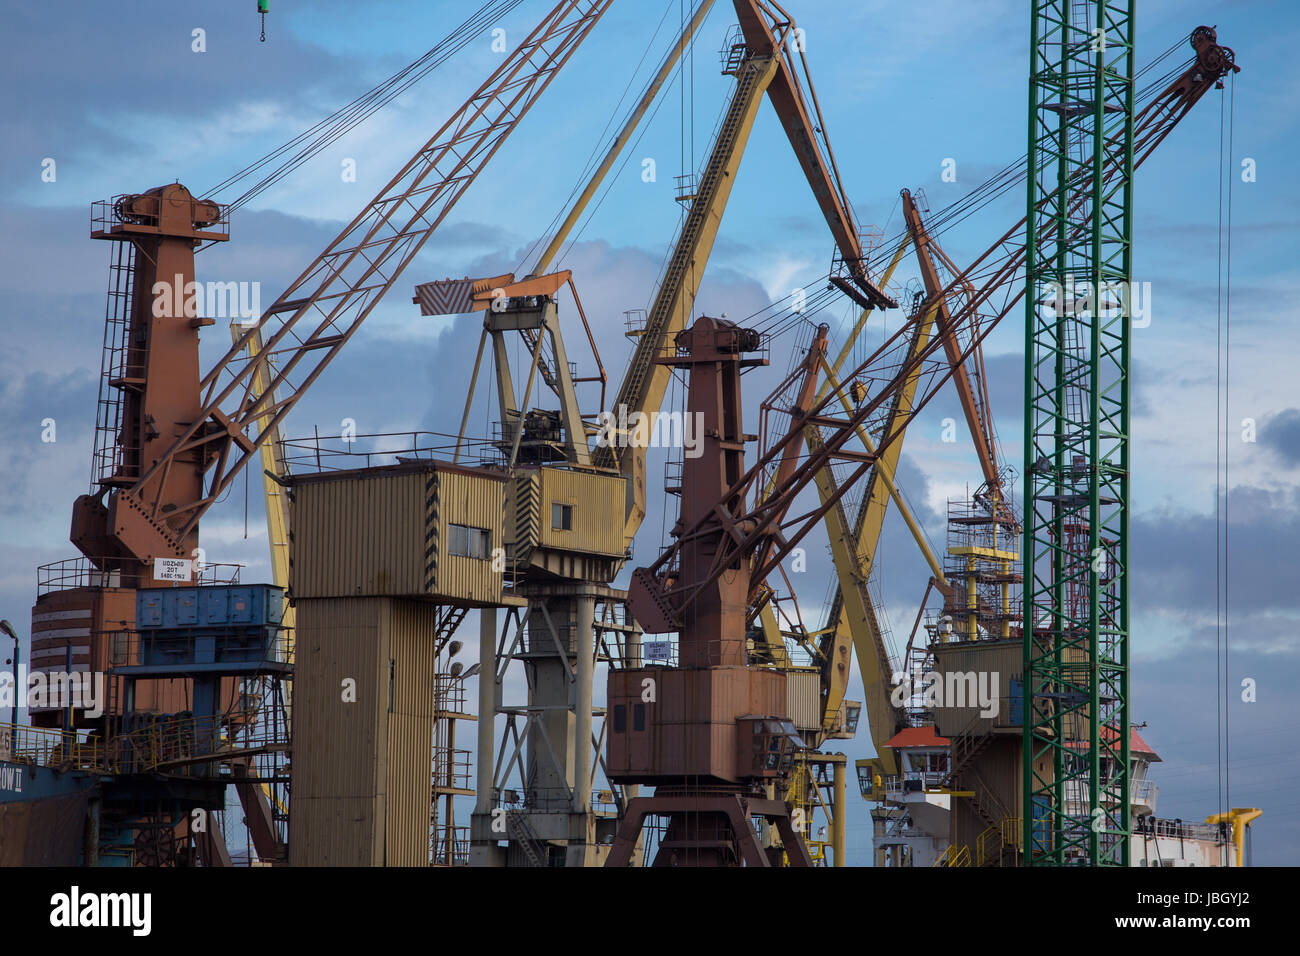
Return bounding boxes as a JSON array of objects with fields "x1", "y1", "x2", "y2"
[{"x1": 258, "y1": 0, "x2": 268, "y2": 42}]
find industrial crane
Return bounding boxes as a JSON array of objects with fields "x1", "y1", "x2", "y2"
[
  {"x1": 406, "y1": 0, "x2": 898, "y2": 866},
  {"x1": 67, "y1": 0, "x2": 613, "y2": 576},
  {"x1": 34, "y1": 0, "x2": 614, "y2": 868},
  {"x1": 607, "y1": 314, "x2": 827, "y2": 865},
  {"x1": 773, "y1": 23, "x2": 1238, "y2": 863},
  {"x1": 593, "y1": 0, "x2": 895, "y2": 547},
  {"x1": 238, "y1": 0, "x2": 892, "y2": 867},
  {"x1": 623, "y1": 21, "x2": 1239, "y2": 824}
]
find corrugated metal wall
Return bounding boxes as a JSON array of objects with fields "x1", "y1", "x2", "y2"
[
  {"x1": 289, "y1": 597, "x2": 385, "y2": 866},
  {"x1": 434, "y1": 469, "x2": 504, "y2": 604},
  {"x1": 785, "y1": 670, "x2": 822, "y2": 732},
  {"x1": 952, "y1": 736, "x2": 1024, "y2": 852},
  {"x1": 290, "y1": 464, "x2": 507, "y2": 606},
  {"x1": 932, "y1": 638, "x2": 1021, "y2": 736},
  {"x1": 291, "y1": 472, "x2": 425, "y2": 598},
  {"x1": 384, "y1": 599, "x2": 438, "y2": 867},
  {"x1": 537, "y1": 469, "x2": 624, "y2": 557},
  {"x1": 288, "y1": 597, "x2": 439, "y2": 866}
]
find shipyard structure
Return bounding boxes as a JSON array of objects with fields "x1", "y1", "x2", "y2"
[{"x1": 0, "y1": 2, "x2": 1257, "y2": 867}]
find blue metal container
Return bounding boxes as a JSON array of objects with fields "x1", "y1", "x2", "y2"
[
  {"x1": 136, "y1": 585, "x2": 284, "y2": 630},
  {"x1": 128, "y1": 585, "x2": 289, "y2": 677}
]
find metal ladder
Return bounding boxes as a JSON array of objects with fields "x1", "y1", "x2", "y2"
[
  {"x1": 596, "y1": 54, "x2": 772, "y2": 468},
  {"x1": 89, "y1": 240, "x2": 140, "y2": 492}
]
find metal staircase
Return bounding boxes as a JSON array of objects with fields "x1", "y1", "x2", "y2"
[
  {"x1": 977, "y1": 817, "x2": 1023, "y2": 867},
  {"x1": 944, "y1": 717, "x2": 996, "y2": 785},
  {"x1": 506, "y1": 808, "x2": 548, "y2": 867}
]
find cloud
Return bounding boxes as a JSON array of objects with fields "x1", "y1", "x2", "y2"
[
  {"x1": 1133, "y1": 485, "x2": 1300, "y2": 619},
  {"x1": 1261, "y1": 408, "x2": 1300, "y2": 466}
]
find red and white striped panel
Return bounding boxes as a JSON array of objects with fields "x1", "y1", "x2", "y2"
[
  {"x1": 413, "y1": 277, "x2": 475, "y2": 316},
  {"x1": 29, "y1": 607, "x2": 93, "y2": 711}
]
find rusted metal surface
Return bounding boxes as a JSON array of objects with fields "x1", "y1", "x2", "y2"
[
  {"x1": 71, "y1": 183, "x2": 229, "y2": 580},
  {"x1": 609, "y1": 316, "x2": 808, "y2": 866}
]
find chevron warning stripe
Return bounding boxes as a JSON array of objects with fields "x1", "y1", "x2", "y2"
[
  {"x1": 512, "y1": 472, "x2": 540, "y2": 564},
  {"x1": 412, "y1": 273, "x2": 515, "y2": 316},
  {"x1": 424, "y1": 470, "x2": 440, "y2": 591},
  {"x1": 413, "y1": 277, "x2": 475, "y2": 316}
]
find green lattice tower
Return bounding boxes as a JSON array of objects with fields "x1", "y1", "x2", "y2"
[{"x1": 1023, "y1": 0, "x2": 1135, "y2": 866}]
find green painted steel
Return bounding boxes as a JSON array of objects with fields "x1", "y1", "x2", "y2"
[{"x1": 1023, "y1": 0, "x2": 1135, "y2": 866}]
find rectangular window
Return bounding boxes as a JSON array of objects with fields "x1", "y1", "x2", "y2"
[
  {"x1": 551, "y1": 502, "x2": 573, "y2": 531},
  {"x1": 448, "y1": 523, "x2": 490, "y2": 560},
  {"x1": 633, "y1": 703, "x2": 645, "y2": 732},
  {"x1": 613, "y1": 704, "x2": 627, "y2": 734}
]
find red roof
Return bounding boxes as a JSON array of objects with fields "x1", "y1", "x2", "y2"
[
  {"x1": 884, "y1": 726, "x2": 951, "y2": 749},
  {"x1": 1065, "y1": 726, "x2": 1161, "y2": 761}
]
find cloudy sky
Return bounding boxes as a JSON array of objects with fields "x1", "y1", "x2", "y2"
[{"x1": 1, "y1": 0, "x2": 1296, "y2": 865}]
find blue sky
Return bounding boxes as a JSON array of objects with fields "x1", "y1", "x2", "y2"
[{"x1": 1, "y1": 0, "x2": 1297, "y2": 864}]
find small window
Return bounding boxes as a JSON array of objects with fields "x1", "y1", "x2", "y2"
[
  {"x1": 633, "y1": 703, "x2": 645, "y2": 732},
  {"x1": 613, "y1": 704, "x2": 627, "y2": 733},
  {"x1": 551, "y1": 503, "x2": 573, "y2": 531},
  {"x1": 448, "y1": 523, "x2": 490, "y2": 559}
]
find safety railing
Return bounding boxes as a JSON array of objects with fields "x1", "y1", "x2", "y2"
[
  {"x1": 0, "y1": 723, "x2": 104, "y2": 770},
  {"x1": 1136, "y1": 816, "x2": 1227, "y2": 845},
  {"x1": 1133, "y1": 779, "x2": 1159, "y2": 810},
  {"x1": 91, "y1": 193, "x2": 230, "y2": 239},
  {"x1": 430, "y1": 826, "x2": 470, "y2": 866},
  {"x1": 494, "y1": 786, "x2": 620, "y2": 815},
  {"x1": 280, "y1": 430, "x2": 500, "y2": 474},
  {"x1": 431, "y1": 747, "x2": 473, "y2": 793},
  {"x1": 37, "y1": 556, "x2": 243, "y2": 595},
  {"x1": 933, "y1": 843, "x2": 971, "y2": 867},
  {"x1": 882, "y1": 771, "x2": 949, "y2": 796},
  {"x1": 0, "y1": 711, "x2": 290, "y2": 777},
  {"x1": 105, "y1": 626, "x2": 294, "y2": 671},
  {"x1": 976, "y1": 817, "x2": 1022, "y2": 866}
]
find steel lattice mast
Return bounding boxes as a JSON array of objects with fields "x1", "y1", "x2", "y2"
[{"x1": 1023, "y1": 0, "x2": 1136, "y2": 866}]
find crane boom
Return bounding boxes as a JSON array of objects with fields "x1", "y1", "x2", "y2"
[
  {"x1": 902, "y1": 190, "x2": 1000, "y2": 487},
  {"x1": 595, "y1": 51, "x2": 782, "y2": 539},
  {"x1": 629, "y1": 25, "x2": 1240, "y2": 637},
  {"x1": 595, "y1": 0, "x2": 895, "y2": 545},
  {"x1": 733, "y1": 0, "x2": 894, "y2": 312},
  {"x1": 82, "y1": 0, "x2": 612, "y2": 565}
]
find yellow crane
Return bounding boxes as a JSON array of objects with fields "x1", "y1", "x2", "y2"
[
  {"x1": 775, "y1": 187, "x2": 1005, "y2": 791},
  {"x1": 248, "y1": 0, "x2": 896, "y2": 865},
  {"x1": 591, "y1": 0, "x2": 894, "y2": 548}
]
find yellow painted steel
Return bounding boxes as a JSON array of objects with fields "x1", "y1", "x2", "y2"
[
  {"x1": 832, "y1": 757, "x2": 846, "y2": 865},
  {"x1": 933, "y1": 843, "x2": 971, "y2": 867},
  {"x1": 753, "y1": 237, "x2": 917, "y2": 688},
  {"x1": 976, "y1": 816, "x2": 1021, "y2": 866},
  {"x1": 536, "y1": 468, "x2": 625, "y2": 557},
  {"x1": 756, "y1": 593, "x2": 792, "y2": 669},
  {"x1": 783, "y1": 236, "x2": 951, "y2": 776},
  {"x1": 950, "y1": 545, "x2": 1018, "y2": 640},
  {"x1": 597, "y1": 53, "x2": 781, "y2": 543},
  {"x1": 234, "y1": 324, "x2": 295, "y2": 837},
  {"x1": 528, "y1": 0, "x2": 715, "y2": 276},
  {"x1": 1205, "y1": 808, "x2": 1262, "y2": 868},
  {"x1": 233, "y1": 324, "x2": 294, "y2": 641},
  {"x1": 818, "y1": 355, "x2": 947, "y2": 582}
]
